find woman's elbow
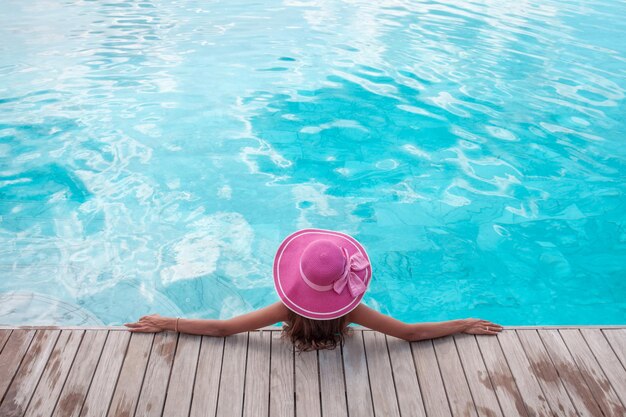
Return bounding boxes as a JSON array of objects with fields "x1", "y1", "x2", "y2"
[
  {"x1": 403, "y1": 327, "x2": 426, "y2": 342},
  {"x1": 209, "y1": 322, "x2": 230, "y2": 337}
]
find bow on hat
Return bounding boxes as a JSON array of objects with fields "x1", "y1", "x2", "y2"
[{"x1": 333, "y1": 247, "x2": 369, "y2": 297}]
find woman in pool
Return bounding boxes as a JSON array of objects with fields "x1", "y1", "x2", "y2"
[{"x1": 124, "y1": 228, "x2": 502, "y2": 350}]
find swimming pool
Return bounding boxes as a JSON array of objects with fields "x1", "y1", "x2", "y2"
[{"x1": 1, "y1": 0, "x2": 625, "y2": 326}]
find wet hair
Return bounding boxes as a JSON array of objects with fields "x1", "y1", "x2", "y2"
[{"x1": 281, "y1": 308, "x2": 353, "y2": 352}]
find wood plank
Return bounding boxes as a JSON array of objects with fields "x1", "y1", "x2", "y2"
[
  {"x1": 106, "y1": 332, "x2": 154, "y2": 417},
  {"x1": 476, "y1": 334, "x2": 529, "y2": 417},
  {"x1": 363, "y1": 331, "x2": 401, "y2": 417},
  {"x1": 411, "y1": 339, "x2": 452, "y2": 417},
  {"x1": 538, "y1": 330, "x2": 606, "y2": 417},
  {"x1": 0, "y1": 326, "x2": 281, "y2": 331},
  {"x1": 515, "y1": 330, "x2": 580, "y2": 417},
  {"x1": 342, "y1": 331, "x2": 374, "y2": 417},
  {"x1": 294, "y1": 347, "x2": 320, "y2": 417},
  {"x1": 52, "y1": 330, "x2": 108, "y2": 417},
  {"x1": 496, "y1": 331, "x2": 552, "y2": 417},
  {"x1": 189, "y1": 336, "x2": 225, "y2": 417},
  {"x1": 578, "y1": 329, "x2": 626, "y2": 412},
  {"x1": 162, "y1": 333, "x2": 201, "y2": 417},
  {"x1": 243, "y1": 331, "x2": 271, "y2": 417},
  {"x1": 269, "y1": 332, "x2": 294, "y2": 417},
  {"x1": 0, "y1": 329, "x2": 36, "y2": 401},
  {"x1": 134, "y1": 331, "x2": 178, "y2": 417},
  {"x1": 386, "y1": 335, "x2": 426, "y2": 417},
  {"x1": 79, "y1": 330, "x2": 130, "y2": 417},
  {"x1": 559, "y1": 329, "x2": 626, "y2": 416},
  {"x1": 0, "y1": 329, "x2": 11, "y2": 353},
  {"x1": 0, "y1": 330, "x2": 60, "y2": 417},
  {"x1": 603, "y1": 329, "x2": 626, "y2": 370},
  {"x1": 454, "y1": 334, "x2": 503, "y2": 417},
  {"x1": 493, "y1": 326, "x2": 626, "y2": 330},
  {"x1": 23, "y1": 330, "x2": 84, "y2": 417},
  {"x1": 215, "y1": 333, "x2": 249, "y2": 417},
  {"x1": 318, "y1": 346, "x2": 347, "y2": 417},
  {"x1": 3, "y1": 327, "x2": 624, "y2": 417},
  {"x1": 433, "y1": 336, "x2": 478, "y2": 417}
]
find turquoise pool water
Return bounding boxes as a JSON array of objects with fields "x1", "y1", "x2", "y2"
[{"x1": 0, "y1": 0, "x2": 625, "y2": 326}]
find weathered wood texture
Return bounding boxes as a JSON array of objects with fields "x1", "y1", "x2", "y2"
[{"x1": 0, "y1": 327, "x2": 624, "y2": 417}]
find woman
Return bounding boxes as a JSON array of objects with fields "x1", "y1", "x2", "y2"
[{"x1": 125, "y1": 228, "x2": 502, "y2": 350}]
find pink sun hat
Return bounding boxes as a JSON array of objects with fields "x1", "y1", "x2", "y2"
[{"x1": 273, "y1": 228, "x2": 372, "y2": 320}]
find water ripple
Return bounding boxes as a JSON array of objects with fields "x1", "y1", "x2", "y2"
[{"x1": 0, "y1": 0, "x2": 625, "y2": 324}]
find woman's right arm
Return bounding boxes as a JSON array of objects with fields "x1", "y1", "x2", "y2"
[{"x1": 347, "y1": 303, "x2": 502, "y2": 341}]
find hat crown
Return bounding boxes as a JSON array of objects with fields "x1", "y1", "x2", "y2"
[{"x1": 300, "y1": 239, "x2": 346, "y2": 287}]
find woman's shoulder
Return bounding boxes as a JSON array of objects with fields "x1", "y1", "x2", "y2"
[
  {"x1": 344, "y1": 302, "x2": 366, "y2": 324},
  {"x1": 272, "y1": 301, "x2": 291, "y2": 322}
]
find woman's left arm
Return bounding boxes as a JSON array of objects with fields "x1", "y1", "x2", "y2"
[{"x1": 124, "y1": 301, "x2": 290, "y2": 336}]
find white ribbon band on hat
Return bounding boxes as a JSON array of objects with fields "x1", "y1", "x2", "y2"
[{"x1": 299, "y1": 247, "x2": 370, "y2": 298}]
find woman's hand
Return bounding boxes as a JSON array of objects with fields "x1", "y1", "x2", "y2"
[
  {"x1": 462, "y1": 318, "x2": 503, "y2": 335},
  {"x1": 124, "y1": 314, "x2": 169, "y2": 333}
]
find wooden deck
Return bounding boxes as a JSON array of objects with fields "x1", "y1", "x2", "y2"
[{"x1": 0, "y1": 326, "x2": 624, "y2": 417}]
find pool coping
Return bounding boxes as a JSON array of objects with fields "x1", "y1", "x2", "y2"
[{"x1": 1, "y1": 324, "x2": 625, "y2": 330}]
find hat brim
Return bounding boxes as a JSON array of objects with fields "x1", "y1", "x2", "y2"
[{"x1": 273, "y1": 228, "x2": 372, "y2": 320}]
